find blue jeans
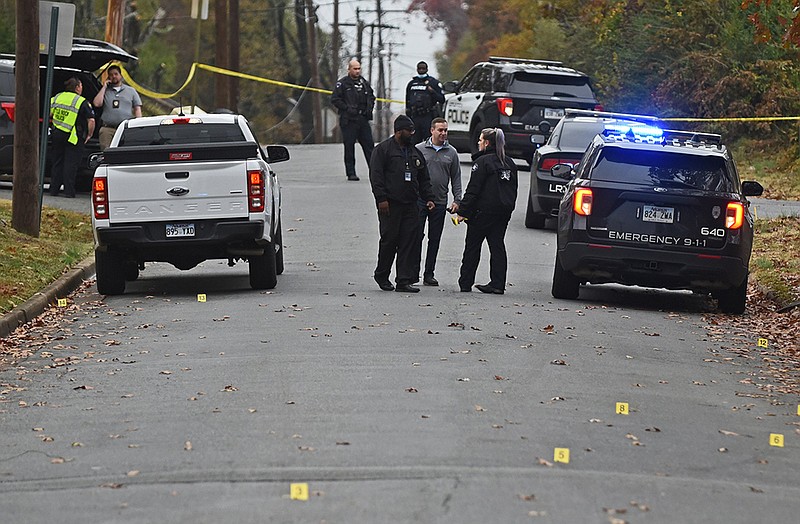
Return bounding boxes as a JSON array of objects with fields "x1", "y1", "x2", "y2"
[{"x1": 413, "y1": 200, "x2": 447, "y2": 279}]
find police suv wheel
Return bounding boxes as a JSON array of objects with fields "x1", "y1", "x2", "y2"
[
  {"x1": 551, "y1": 252, "x2": 580, "y2": 300},
  {"x1": 525, "y1": 194, "x2": 547, "y2": 229},
  {"x1": 715, "y1": 275, "x2": 748, "y2": 315}
]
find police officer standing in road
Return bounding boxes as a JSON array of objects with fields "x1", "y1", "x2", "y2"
[
  {"x1": 331, "y1": 59, "x2": 376, "y2": 181},
  {"x1": 369, "y1": 115, "x2": 436, "y2": 293},
  {"x1": 456, "y1": 128, "x2": 518, "y2": 294},
  {"x1": 412, "y1": 117, "x2": 462, "y2": 286},
  {"x1": 49, "y1": 77, "x2": 95, "y2": 198},
  {"x1": 92, "y1": 64, "x2": 142, "y2": 151},
  {"x1": 405, "y1": 61, "x2": 445, "y2": 145}
]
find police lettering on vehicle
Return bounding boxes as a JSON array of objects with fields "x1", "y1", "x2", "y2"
[{"x1": 447, "y1": 108, "x2": 471, "y2": 125}]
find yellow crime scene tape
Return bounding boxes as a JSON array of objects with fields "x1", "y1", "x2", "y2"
[
  {"x1": 115, "y1": 62, "x2": 405, "y2": 104},
  {"x1": 112, "y1": 62, "x2": 800, "y2": 121}
]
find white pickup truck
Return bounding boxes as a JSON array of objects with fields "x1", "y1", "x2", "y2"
[{"x1": 90, "y1": 113, "x2": 289, "y2": 295}]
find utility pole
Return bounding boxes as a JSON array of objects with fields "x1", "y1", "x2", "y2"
[
  {"x1": 305, "y1": 0, "x2": 323, "y2": 143},
  {"x1": 105, "y1": 0, "x2": 125, "y2": 46},
  {"x1": 11, "y1": 0, "x2": 40, "y2": 236},
  {"x1": 376, "y1": 0, "x2": 385, "y2": 137},
  {"x1": 215, "y1": 0, "x2": 228, "y2": 110},
  {"x1": 355, "y1": 8, "x2": 363, "y2": 63},
  {"x1": 332, "y1": 0, "x2": 340, "y2": 86},
  {"x1": 229, "y1": 0, "x2": 240, "y2": 112}
]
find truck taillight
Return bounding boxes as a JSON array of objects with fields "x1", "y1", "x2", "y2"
[
  {"x1": 496, "y1": 98, "x2": 513, "y2": 117},
  {"x1": 92, "y1": 177, "x2": 109, "y2": 219},
  {"x1": 1, "y1": 102, "x2": 14, "y2": 122},
  {"x1": 573, "y1": 188, "x2": 593, "y2": 216},
  {"x1": 725, "y1": 202, "x2": 744, "y2": 229},
  {"x1": 248, "y1": 169, "x2": 265, "y2": 212}
]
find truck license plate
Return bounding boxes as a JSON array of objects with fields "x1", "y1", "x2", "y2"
[
  {"x1": 642, "y1": 205, "x2": 674, "y2": 223},
  {"x1": 166, "y1": 223, "x2": 195, "y2": 237}
]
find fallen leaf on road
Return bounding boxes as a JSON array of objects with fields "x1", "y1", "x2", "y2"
[
  {"x1": 457, "y1": 377, "x2": 470, "y2": 382},
  {"x1": 719, "y1": 429, "x2": 739, "y2": 436},
  {"x1": 536, "y1": 457, "x2": 553, "y2": 467},
  {"x1": 518, "y1": 493, "x2": 535, "y2": 502},
  {"x1": 127, "y1": 470, "x2": 139, "y2": 477},
  {"x1": 475, "y1": 405, "x2": 485, "y2": 412},
  {"x1": 494, "y1": 375, "x2": 505, "y2": 381},
  {"x1": 550, "y1": 359, "x2": 566, "y2": 366},
  {"x1": 184, "y1": 441, "x2": 192, "y2": 451},
  {"x1": 405, "y1": 387, "x2": 418, "y2": 393},
  {"x1": 540, "y1": 325, "x2": 554, "y2": 332},
  {"x1": 221, "y1": 385, "x2": 238, "y2": 392},
  {"x1": 73, "y1": 385, "x2": 93, "y2": 390}
]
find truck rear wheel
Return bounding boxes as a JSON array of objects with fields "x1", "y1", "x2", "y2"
[
  {"x1": 95, "y1": 249, "x2": 126, "y2": 295},
  {"x1": 249, "y1": 242, "x2": 277, "y2": 289},
  {"x1": 275, "y1": 220, "x2": 284, "y2": 275}
]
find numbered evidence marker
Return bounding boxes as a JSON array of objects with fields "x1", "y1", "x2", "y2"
[
  {"x1": 197, "y1": 294, "x2": 207, "y2": 303},
  {"x1": 757, "y1": 338, "x2": 768, "y2": 348},
  {"x1": 554, "y1": 448, "x2": 570, "y2": 464},
  {"x1": 615, "y1": 402, "x2": 629, "y2": 415},
  {"x1": 57, "y1": 298, "x2": 67, "y2": 307},
  {"x1": 770, "y1": 433, "x2": 784, "y2": 448},
  {"x1": 290, "y1": 483, "x2": 309, "y2": 500},
  {"x1": 797, "y1": 405, "x2": 800, "y2": 416}
]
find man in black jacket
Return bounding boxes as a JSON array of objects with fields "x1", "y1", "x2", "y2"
[
  {"x1": 331, "y1": 59, "x2": 376, "y2": 181},
  {"x1": 369, "y1": 115, "x2": 436, "y2": 293}
]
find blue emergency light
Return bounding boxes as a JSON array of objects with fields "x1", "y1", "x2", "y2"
[{"x1": 603, "y1": 123, "x2": 663, "y2": 142}]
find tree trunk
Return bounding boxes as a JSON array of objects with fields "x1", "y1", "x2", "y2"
[
  {"x1": 294, "y1": 0, "x2": 313, "y2": 142},
  {"x1": 228, "y1": 0, "x2": 240, "y2": 113},
  {"x1": 11, "y1": 0, "x2": 40, "y2": 236}
]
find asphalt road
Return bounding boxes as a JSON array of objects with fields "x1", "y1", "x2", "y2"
[{"x1": 1, "y1": 144, "x2": 799, "y2": 523}]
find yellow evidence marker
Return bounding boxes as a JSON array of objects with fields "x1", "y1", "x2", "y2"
[
  {"x1": 290, "y1": 483, "x2": 309, "y2": 500},
  {"x1": 797, "y1": 405, "x2": 800, "y2": 416},
  {"x1": 757, "y1": 338, "x2": 768, "y2": 348},
  {"x1": 197, "y1": 294, "x2": 207, "y2": 302},
  {"x1": 615, "y1": 402, "x2": 629, "y2": 415},
  {"x1": 554, "y1": 448, "x2": 570, "y2": 464},
  {"x1": 57, "y1": 298, "x2": 67, "y2": 307},
  {"x1": 770, "y1": 434, "x2": 784, "y2": 448}
]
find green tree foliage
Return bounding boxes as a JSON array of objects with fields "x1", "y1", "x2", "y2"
[{"x1": 413, "y1": 0, "x2": 800, "y2": 141}]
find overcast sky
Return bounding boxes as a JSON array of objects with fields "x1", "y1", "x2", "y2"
[{"x1": 315, "y1": 0, "x2": 447, "y2": 104}]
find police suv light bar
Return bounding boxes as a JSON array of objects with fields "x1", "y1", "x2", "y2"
[
  {"x1": 488, "y1": 56, "x2": 564, "y2": 67},
  {"x1": 565, "y1": 109, "x2": 660, "y2": 123}
]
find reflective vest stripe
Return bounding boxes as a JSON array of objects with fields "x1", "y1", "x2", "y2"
[{"x1": 50, "y1": 92, "x2": 84, "y2": 145}]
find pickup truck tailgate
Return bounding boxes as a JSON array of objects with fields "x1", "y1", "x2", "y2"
[{"x1": 106, "y1": 160, "x2": 251, "y2": 223}]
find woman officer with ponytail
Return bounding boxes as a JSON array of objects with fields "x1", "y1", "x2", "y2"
[{"x1": 456, "y1": 128, "x2": 518, "y2": 294}]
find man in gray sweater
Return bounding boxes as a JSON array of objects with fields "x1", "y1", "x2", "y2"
[{"x1": 413, "y1": 117, "x2": 463, "y2": 286}]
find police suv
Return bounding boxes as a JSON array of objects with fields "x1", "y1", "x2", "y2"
[
  {"x1": 442, "y1": 57, "x2": 601, "y2": 162},
  {"x1": 551, "y1": 124, "x2": 763, "y2": 314},
  {"x1": 527, "y1": 109, "x2": 661, "y2": 229}
]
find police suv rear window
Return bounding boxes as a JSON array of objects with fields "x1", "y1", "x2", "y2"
[
  {"x1": 119, "y1": 123, "x2": 246, "y2": 146},
  {"x1": 590, "y1": 149, "x2": 734, "y2": 192},
  {"x1": 508, "y1": 73, "x2": 594, "y2": 98},
  {"x1": 559, "y1": 122, "x2": 608, "y2": 149}
]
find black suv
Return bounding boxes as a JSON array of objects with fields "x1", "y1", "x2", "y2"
[
  {"x1": 0, "y1": 38, "x2": 136, "y2": 184},
  {"x1": 526, "y1": 109, "x2": 660, "y2": 229},
  {"x1": 551, "y1": 125, "x2": 764, "y2": 314},
  {"x1": 442, "y1": 57, "x2": 601, "y2": 162}
]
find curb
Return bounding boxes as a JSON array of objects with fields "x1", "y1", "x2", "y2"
[{"x1": 0, "y1": 255, "x2": 96, "y2": 339}]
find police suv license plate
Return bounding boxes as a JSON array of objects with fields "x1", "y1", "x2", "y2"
[
  {"x1": 642, "y1": 205, "x2": 674, "y2": 223},
  {"x1": 166, "y1": 223, "x2": 195, "y2": 237},
  {"x1": 544, "y1": 108, "x2": 564, "y2": 119}
]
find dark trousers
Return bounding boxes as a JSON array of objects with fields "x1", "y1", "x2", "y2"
[
  {"x1": 411, "y1": 113, "x2": 434, "y2": 145},
  {"x1": 341, "y1": 117, "x2": 374, "y2": 178},
  {"x1": 458, "y1": 212, "x2": 511, "y2": 291},
  {"x1": 412, "y1": 200, "x2": 447, "y2": 279},
  {"x1": 49, "y1": 131, "x2": 82, "y2": 197},
  {"x1": 375, "y1": 201, "x2": 419, "y2": 285}
]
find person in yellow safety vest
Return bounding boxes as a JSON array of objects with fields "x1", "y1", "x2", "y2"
[{"x1": 49, "y1": 77, "x2": 95, "y2": 198}]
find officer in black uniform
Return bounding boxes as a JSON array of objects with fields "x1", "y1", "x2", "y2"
[
  {"x1": 369, "y1": 115, "x2": 436, "y2": 293},
  {"x1": 405, "y1": 61, "x2": 445, "y2": 145},
  {"x1": 456, "y1": 127, "x2": 518, "y2": 294},
  {"x1": 331, "y1": 59, "x2": 376, "y2": 181}
]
